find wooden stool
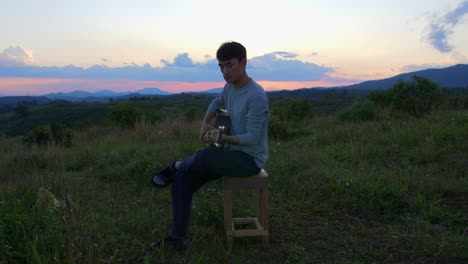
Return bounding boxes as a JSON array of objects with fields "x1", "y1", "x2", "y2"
[{"x1": 224, "y1": 169, "x2": 269, "y2": 247}]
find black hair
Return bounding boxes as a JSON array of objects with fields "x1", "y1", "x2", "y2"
[{"x1": 216, "y1": 41, "x2": 247, "y2": 61}]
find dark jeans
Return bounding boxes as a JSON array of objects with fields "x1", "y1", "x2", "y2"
[{"x1": 170, "y1": 147, "x2": 261, "y2": 238}]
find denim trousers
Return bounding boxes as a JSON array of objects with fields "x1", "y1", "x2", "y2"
[{"x1": 170, "y1": 147, "x2": 261, "y2": 238}]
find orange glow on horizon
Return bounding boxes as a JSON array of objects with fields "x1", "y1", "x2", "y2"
[
  {"x1": 0, "y1": 77, "x2": 357, "y2": 96},
  {"x1": 257, "y1": 80, "x2": 354, "y2": 91}
]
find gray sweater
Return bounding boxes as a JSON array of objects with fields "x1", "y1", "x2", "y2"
[{"x1": 207, "y1": 79, "x2": 269, "y2": 169}]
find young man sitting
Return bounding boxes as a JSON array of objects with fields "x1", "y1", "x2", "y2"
[{"x1": 150, "y1": 41, "x2": 269, "y2": 250}]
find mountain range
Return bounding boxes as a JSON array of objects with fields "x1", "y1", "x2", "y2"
[
  {"x1": 0, "y1": 64, "x2": 467, "y2": 105},
  {"x1": 44, "y1": 87, "x2": 172, "y2": 99},
  {"x1": 344, "y1": 64, "x2": 468, "y2": 90}
]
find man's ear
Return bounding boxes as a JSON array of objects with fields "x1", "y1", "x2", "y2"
[{"x1": 241, "y1": 58, "x2": 247, "y2": 68}]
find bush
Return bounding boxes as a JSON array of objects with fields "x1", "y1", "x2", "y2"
[
  {"x1": 24, "y1": 125, "x2": 51, "y2": 146},
  {"x1": 0, "y1": 130, "x2": 6, "y2": 141},
  {"x1": 337, "y1": 98, "x2": 377, "y2": 121},
  {"x1": 50, "y1": 123, "x2": 72, "y2": 146},
  {"x1": 387, "y1": 76, "x2": 443, "y2": 117},
  {"x1": 268, "y1": 115, "x2": 291, "y2": 139},
  {"x1": 289, "y1": 98, "x2": 314, "y2": 121},
  {"x1": 368, "y1": 90, "x2": 390, "y2": 108},
  {"x1": 110, "y1": 103, "x2": 139, "y2": 129},
  {"x1": 110, "y1": 103, "x2": 159, "y2": 129},
  {"x1": 23, "y1": 123, "x2": 72, "y2": 147},
  {"x1": 271, "y1": 98, "x2": 314, "y2": 122}
]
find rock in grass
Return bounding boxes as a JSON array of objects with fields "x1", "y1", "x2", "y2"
[{"x1": 35, "y1": 187, "x2": 63, "y2": 210}]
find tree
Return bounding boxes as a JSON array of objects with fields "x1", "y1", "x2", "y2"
[{"x1": 387, "y1": 76, "x2": 443, "y2": 117}]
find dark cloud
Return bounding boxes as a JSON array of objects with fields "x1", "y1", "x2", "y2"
[
  {"x1": 0, "y1": 51, "x2": 335, "y2": 82},
  {"x1": 428, "y1": 0, "x2": 468, "y2": 53}
]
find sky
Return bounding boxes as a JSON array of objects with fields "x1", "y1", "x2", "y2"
[{"x1": 0, "y1": 0, "x2": 468, "y2": 96}]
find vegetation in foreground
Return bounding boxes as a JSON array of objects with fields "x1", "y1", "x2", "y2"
[
  {"x1": 0, "y1": 77, "x2": 467, "y2": 263},
  {"x1": 0, "y1": 108, "x2": 466, "y2": 263}
]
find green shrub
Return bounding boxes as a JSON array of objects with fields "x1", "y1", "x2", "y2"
[
  {"x1": 271, "y1": 98, "x2": 314, "y2": 122},
  {"x1": 24, "y1": 125, "x2": 51, "y2": 146},
  {"x1": 337, "y1": 98, "x2": 377, "y2": 121},
  {"x1": 368, "y1": 90, "x2": 390, "y2": 108},
  {"x1": 268, "y1": 115, "x2": 290, "y2": 139},
  {"x1": 110, "y1": 103, "x2": 139, "y2": 129},
  {"x1": 387, "y1": 76, "x2": 443, "y2": 117},
  {"x1": 50, "y1": 123, "x2": 72, "y2": 146},
  {"x1": 109, "y1": 103, "x2": 159, "y2": 129},
  {"x1": 270, "y1": 106, "x2": 289, "y2": 121},
  {"x1": 289, "y1": 98, "x2": 314, "y2": 121},
  {"x1": 0, "y1": 130, "x2": 6, "y2": 141},
  {"x1": 444, "y1": 93, "x2": 468, "y2": 110},
  {"x1": 23, "y1": 123, "x2": 72, "y2": 147}
]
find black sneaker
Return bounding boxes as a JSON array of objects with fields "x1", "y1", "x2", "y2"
[
  {"x1": 149, "y1": 235, "x2": 187, "y2": 251},
  {"x1": 151, "y1": 161, "x2": 177, "y2": 188}
]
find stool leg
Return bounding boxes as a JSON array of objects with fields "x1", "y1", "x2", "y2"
[
  {"x1": 257, "y1": 187, "x2": 269, "y2": 247},
  {"x1": 224, "y1": 181, "x2": 233, "y2": 247}
]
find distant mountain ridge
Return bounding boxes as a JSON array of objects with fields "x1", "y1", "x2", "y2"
[
  {"x1": 1, "y1": 64, "x2": 467, "y2": 104},
  {"x1": 343, "y1": 64, "x2": 468, "y2": 90},
  {"x1": 44, "y1": 87, "x2": 171, "y2": 99}
]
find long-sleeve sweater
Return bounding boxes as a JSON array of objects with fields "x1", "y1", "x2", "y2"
[{"x1": 207, "y1": 79, "x2": 269, "y2": 169}]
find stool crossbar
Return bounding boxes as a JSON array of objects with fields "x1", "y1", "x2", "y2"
[{"x1": 224, "y1": 169, "x2": 269, "y2": 247}]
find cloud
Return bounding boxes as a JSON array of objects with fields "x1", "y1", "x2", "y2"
[
  {"x1": 271, "y1": 51, "x2": 298, "y2": 59},
  {"x1": 161, "y1": 53, "x2": 194, "y2": 67},
  {"x1": 399, "y1": 63, "x2": 450, "y2": 73},
  {"x1": 0, "y1": 51, "x2": 336, "y2": 82},
  {"x1": 0, "y1": 46, "x2": 34, "y2": 66},
  {"x1": 428, "y1": 0, "x2": 468, "y2": 53},
  {"x1": 248, "y1": 52, "x2": 333, "y2": 81}
]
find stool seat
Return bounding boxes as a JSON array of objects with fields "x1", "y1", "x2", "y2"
[{"x1": 224, "y1": 169, "x2": 269, "y2": 247}]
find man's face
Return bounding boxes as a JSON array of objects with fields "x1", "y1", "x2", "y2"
[{"x1": 218, "y1": 58, "x2": 246, "y2": 84}]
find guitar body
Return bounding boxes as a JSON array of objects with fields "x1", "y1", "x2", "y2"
[
  {"x1": 214, "y1": 109, "x2": 231, "y2": 135},
  {"x1": 209, "y1": 109, "x2": 231, "y2": 147}
]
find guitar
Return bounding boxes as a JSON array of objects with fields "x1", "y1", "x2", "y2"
[{"x1": 208, "y1": 109, "x2": 231, "y2": 147}]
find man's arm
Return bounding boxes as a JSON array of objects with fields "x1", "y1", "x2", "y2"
[
  {"x1": 234, "y1": 95, "x2": 269, "y2": 146},
  {"x1": 202, "y1": 86, "x2": 225, "y2": 143},
  {"x1": 220, "y1": 134, "x2": 240, "y2": 145}
]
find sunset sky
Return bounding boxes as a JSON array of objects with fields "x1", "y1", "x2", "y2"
[{"x1": 1, "y1": 0, "x2": 467, "y2": 95}]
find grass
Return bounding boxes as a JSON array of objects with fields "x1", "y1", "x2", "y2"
[{"x1": 0, "y1": 110, "x2": 467, "y2": 263}]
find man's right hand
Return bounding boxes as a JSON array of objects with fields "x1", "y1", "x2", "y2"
[
  {"x1": 200, "y1": 111, "x2": 216, "y2": 145},
  {"x1": 200, "y1": 123, "x2": 212, "y2": 145}
]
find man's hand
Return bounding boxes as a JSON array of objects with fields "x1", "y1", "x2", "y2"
[
  {"x1": 200, "y1": 123, "x2": 213, "y2": 145},
  {"x1": 201, "y1": 129, "x2": 214, "y2": 146},
  {"x1": 200, "y1": 112, "x2": 215, "y2": 144}
]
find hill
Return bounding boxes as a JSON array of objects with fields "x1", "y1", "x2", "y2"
[{"x1": 344, "y1": 64, "x2": 468, "y2": 90}]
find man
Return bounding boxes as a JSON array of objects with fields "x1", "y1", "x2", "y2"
[{"x1": 150, "y1": 41, "x2": 269, "y2": 250}]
